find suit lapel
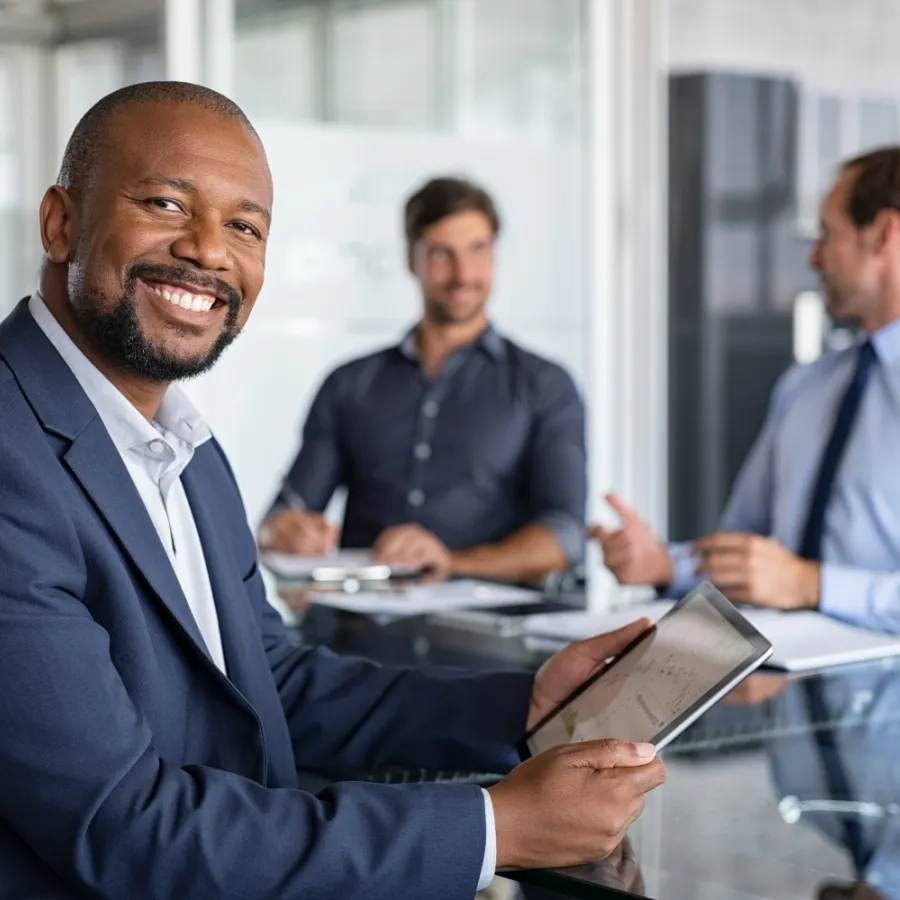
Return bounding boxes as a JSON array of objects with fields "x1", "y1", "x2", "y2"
[
  {"x1": 181, "y1": 458, "x2": 265, "y2": 700},
  {"x1": 63, "y1": 420, "x2": 214, "y2": 663},
  {"x1": 0, "y1": 299, "x2": 220, "y2": 676}
]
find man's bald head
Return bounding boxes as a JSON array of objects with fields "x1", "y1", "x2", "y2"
[
  {"x1": 57, "y1": 80, "x2": 259, "y2": 196},
  {"x1": 40, "y1": 80, "x2": 271, "y2": 386}
]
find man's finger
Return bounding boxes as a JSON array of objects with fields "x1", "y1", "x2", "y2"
[
  {"x1": 699, "y1": 561, "x2": 748, "y2": 587},
  {"x1": 695, "y1": 548, "x2": 746, "y2": 567},
  {"x1": 566, "y1": 737, "x2": 658, "y2": 770},
  {"x1": 576, "y1": 618, "x2": 653, "y2": 664},
  {"x1": 376, "y1": 533, "x2": 423, "y2": 562},
  {"x1": 693, "y1": 532, "x2": 753, "y2": 554},
  {"x1": 601, "y1": 542, "x2": 632, "y2": 570},
  {"x1": 605, "y1": 493, "x2": 639, "y2": 526},
  {"x1": 586, "y1": 525, "x2": 613, "y2": 541}
]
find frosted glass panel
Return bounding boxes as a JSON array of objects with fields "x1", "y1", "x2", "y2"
[
  {"x1": 201, "y1": 0, "x2": 587, "y2": 523},
  {"x1": 860, "y1": 99, "x2": 899, "y2": 149},
  {"x1": 463, "y1": 0, "x2": 583, "y2": 140},
  {"x1": 233, "y1": 11, "x2": 319, "y2": 122},
  {"x1": 331, "y1": 3, "x2": 434, "y2": 129}
]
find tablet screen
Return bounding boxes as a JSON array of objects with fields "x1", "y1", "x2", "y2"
[{"x1": 525, "y1": 585, "x2": 771, "y2": 755}]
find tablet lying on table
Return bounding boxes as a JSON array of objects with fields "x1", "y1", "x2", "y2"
[{"x1": 520, "y1": 582, "x2": 773, "y2": 758}]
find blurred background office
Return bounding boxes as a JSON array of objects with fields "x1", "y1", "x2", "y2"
[{"x1": 0, "y1": 0, "x2": 897, "y2": 607}]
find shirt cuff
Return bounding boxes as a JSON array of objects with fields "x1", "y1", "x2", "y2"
[
  {"x1": 477, "y1": 787, "x2": 497, "y2": 891},
  {"x1": 533, "y1": 510, "x2": 585, "y2": 566},
  {"x1": 664, "y1": 542, "x2": 701, "y2": 598}
]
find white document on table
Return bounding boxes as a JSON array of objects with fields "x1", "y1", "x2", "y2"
[
  {"x1": 309, "y1": 580, "x2": 541, "y2": 617},
  {"x1": 738, "y1": 609, "x2": 900, "y2": 671},
  {"x1": 521, "y1": 601, "x2": 900, "y2": 672},
  {"x1": 261, "y1": 549, "x2": 418, "y2": 580}
]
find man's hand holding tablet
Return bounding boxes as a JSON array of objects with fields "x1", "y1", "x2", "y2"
[
  {"x1": 486, "y1": 583, "x2": 770, "y2": 872},
  {"x1": 488, "y1": 618, "x2": 666, "y2": 871},
  {"x1": 489, "y1": 737, "x2": 665, "y2": 871}
]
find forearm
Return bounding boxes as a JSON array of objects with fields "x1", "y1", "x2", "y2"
[
  {"x1": 820, "y1": 564, "x2": 900, "y2": 633},
  {"x1": 450, "y1": 524, "x2": 570, "y2": 585}
]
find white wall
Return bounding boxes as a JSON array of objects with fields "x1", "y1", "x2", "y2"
[{"x1": 670, "y1": 0, "x2": 900, "y2": 95}]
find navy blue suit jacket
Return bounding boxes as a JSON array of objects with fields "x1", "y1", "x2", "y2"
[{"x1": 0, "y1": 299, "x2": 533, "y2": 900}]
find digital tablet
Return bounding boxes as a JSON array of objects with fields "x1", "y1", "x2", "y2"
[{"x1": 519, "y1": 582, "x2": 773, "y2": 758}]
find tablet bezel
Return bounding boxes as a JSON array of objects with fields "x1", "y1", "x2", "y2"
[{"x1": 517, "y1": 582, "x2": 773, "y2": 760}]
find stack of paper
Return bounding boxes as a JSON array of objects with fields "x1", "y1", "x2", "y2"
[
  {"x1": 521, "y1": 602, "x2": 900, "y2": 672},
  {"x1": 309, "y1": 580, "x2": 541, "y2": 618}
]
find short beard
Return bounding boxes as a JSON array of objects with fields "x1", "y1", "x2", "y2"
[
  {"x1": 426, "y1": 294, "x2": 487, "y2": 326},
  {"x1": 70, "y1": 264, "x2": 242, "y2": 383}
]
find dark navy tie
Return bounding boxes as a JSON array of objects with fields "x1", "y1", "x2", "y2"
[
  {"x1": 798, "y1": 340, "x2": 876, "y2": 562},
  {"x1": 797, "y1": 343, "x2": 876, "y2": 876}
]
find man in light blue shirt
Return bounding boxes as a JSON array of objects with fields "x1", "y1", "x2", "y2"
[{"x1": 593, "y1": 147, "x2": 900, "y2": 634}]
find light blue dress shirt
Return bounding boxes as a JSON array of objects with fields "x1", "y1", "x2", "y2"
[{"x1": 670, "y1": 318, "x2": 900, "y2": 634}]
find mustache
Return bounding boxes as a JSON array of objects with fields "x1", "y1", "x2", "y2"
[{"x1": 126, "y1": 262, "x2": 242, "y2": 315}]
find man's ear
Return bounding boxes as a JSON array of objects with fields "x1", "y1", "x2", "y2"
[
  {"x1": 882, "y1": 208, "x2": 900, "y2": 251},
  {"x1": 40, "y1": 186, "x2": 77, "y2": 264}
]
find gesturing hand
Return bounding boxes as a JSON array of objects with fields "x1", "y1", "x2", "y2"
[{"x1": 588, "y1": 494, "x2": 674, "y2": 587}]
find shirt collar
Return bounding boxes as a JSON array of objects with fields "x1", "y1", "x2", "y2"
[
  {"x1": 28, "y1": 292, "x2": 211, "y2": 453},
  {"x1": 397, "y1": 322, "x2": 506, "y2": 363},
  {"x1": 870, "y1": 317, "x2": 900, "y2": 366}
]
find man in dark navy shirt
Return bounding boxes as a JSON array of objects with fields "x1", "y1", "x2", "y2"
[{"x1": 260, "y1": 177, "x2": 585, "y2": 583}]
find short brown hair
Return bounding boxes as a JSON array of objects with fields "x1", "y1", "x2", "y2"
[
  {"x1": 404, "y1": 177, "x2": 501, "y2": 248},
  {"x1": 842, "y1": 146, "x2": 900, "y2": 227}
]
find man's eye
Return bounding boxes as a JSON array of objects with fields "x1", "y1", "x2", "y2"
[
  {"x1": 147, "y1": 198, "x2": 181, "y2": 212},
  {"x1": 228, "y1": 221, "x2": 262, "y2": 239}
]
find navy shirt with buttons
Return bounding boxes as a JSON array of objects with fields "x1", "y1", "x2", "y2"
[{"x1": 271, "y1": 325, "x2": 587, "y2": 564}]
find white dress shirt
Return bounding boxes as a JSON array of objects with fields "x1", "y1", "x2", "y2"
[
  {"x1": 29, "y1": 293, "x2": 226, "y2": 673},
  {"x1": 28, "y1": 293, "x2": 498, "y2": 888}
]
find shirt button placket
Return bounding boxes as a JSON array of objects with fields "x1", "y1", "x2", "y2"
[{"x1": 408, "y1": 394, "x2": 440, "y2": 515}]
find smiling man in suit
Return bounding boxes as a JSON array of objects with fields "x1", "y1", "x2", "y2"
[{"x1": 0, "y1": 82, "x2": 664, "y2": 900}]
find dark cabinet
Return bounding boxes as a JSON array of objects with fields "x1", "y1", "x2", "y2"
[{"x1": 668, "y1": 72, "x2": 816, "y2": 540}]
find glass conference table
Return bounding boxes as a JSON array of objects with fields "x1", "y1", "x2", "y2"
[{"x1": 278, "y1": 584, "x2": 900, "y2": 900}]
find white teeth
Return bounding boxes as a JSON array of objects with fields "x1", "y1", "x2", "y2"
[{"x1": 146, "y1": 281, "x2": 214, "y2": 312}]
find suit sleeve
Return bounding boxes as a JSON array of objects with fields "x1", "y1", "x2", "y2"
[
  {"x1": 260, "y1": 588, "x2": 533, "y2": 773},
  {"x1": 0, "y1": 406, "x2": 524, "y2": 900}
]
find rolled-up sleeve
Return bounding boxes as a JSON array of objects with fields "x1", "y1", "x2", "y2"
[
  {"x1": 267, "y1": 371, "x2": 346, "y2": 518},
  {"x1": 526, "y1": 364, "x2": 587, "y2": 565}
]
